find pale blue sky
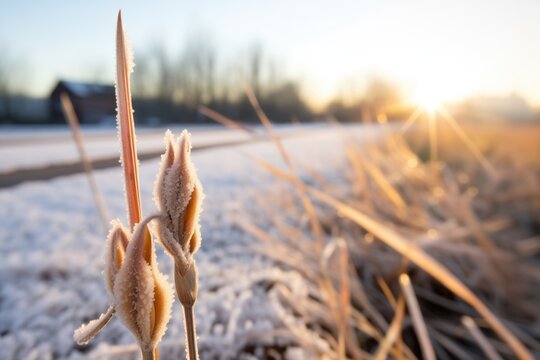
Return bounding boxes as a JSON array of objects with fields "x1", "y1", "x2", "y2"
[{"x1": 1, "y1": 0, "x2": 540, "y2": 108}]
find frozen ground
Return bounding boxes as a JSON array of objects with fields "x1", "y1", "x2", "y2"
[
  {"x1": 0, "y1": 125, "x2": 377, "y2": 359},
  {"x1": 0, "y1": 124, "x2": 324, "y2": 173}
]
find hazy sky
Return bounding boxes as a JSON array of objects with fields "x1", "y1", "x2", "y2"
[{"x1": 1, "y1": 0, "x2": 540, "y2": 108}]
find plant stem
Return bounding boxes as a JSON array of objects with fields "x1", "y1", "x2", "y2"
[
  {"x1": 141, "y1": 347, "x2": 155, "y2": 360},
  {"x1": 182, "y1": 305, "x2": 199, "y2": 360}
]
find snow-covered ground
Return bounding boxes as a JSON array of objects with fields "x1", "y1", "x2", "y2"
[
  {"x1": 0, "y1": 125, "x2": 377, "y2": 359},
  {"x1": 0, "y1": 125, "x2": 247, "y2": 173},
  {"x1": 0, "y1": 124, "x2": 327, "y2": 173}
]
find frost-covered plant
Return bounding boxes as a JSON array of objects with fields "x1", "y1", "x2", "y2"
[
  {"x1": 73, "y1": 11, "x2": 179, "y2": 360},
  {"x1": 153, "y1": 130, "x2": 204, "y2": 360},
  {"x1": 74, "y1": 217, "x2": 173, "y2": 360},
  {"x1": 113, "y1": 216, "x2": 174, "y2": 359}
]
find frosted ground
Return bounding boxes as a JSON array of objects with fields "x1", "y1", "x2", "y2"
[{"x1": 0, "y1": 125, "x2": 376, "y2": 359}]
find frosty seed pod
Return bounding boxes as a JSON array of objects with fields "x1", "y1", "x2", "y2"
[
  {"x1": 153, "y1": 130, "x2": 204, "y2": 276},
  {"x1": 113, "y1": 215, "x2": 174, "y2": 356}
]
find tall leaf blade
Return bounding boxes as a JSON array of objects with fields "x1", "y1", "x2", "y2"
[{"x1": 115, "y1": 11, "x2": 141, "y2": 230}]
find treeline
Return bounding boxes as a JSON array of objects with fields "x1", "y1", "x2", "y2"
[
  {"x1": 130, "y1": 39, "x2": 314, "y2": 123},
  {"x1": 129, "y1": 37, "x2": 404, "y2": 124},
  {"x1": 0, "y1": 37, "x2": 405, "y2": 124}
]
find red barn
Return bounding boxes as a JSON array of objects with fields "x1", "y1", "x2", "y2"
[{"x1": 50, "y1": 80, "x2": 116, "y2": 124}]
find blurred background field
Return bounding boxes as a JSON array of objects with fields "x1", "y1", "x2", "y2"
[{"x1": 1, "y1": 1, "x2": 539, "y2": 359}]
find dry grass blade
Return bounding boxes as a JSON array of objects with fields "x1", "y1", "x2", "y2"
[
  {"x1": 60, "y1": 93, "x2": 109, "y2": 233},
  {"x1": 252, "y1": 158, "x2": 533, "y2": 360},
  {"x1": 516, "y1": 235, "x2": 540, "y2": 256},
  {"x1": 116, "y1": 11, "x2": 142, "y2": 230},
  {"x1": 243, "y1": 81, "x2": 324, "y2": 246},
  {"x1": 399, "y1": 274, "x2": 435, "y2": 360},
  {"x1": 336, "y1": 240, "x2": 350, "y2": 359},
  {"x1": 374, "y1": 296, "x2": 405, "y2": 360},
  {"x1": 198, "y1": 105, "x2": 255, "y2": 134},
  {"x1": 462, "y1": 316, "x2": 504, "y2": 360},
  {"x1": 428, "y1": 111, "x2": 438, "y2": 164},
  {"x1": 431, "y1": 329, "x2": 475, "y2": 360},
  {"x1": 377, "y1": 277, "x2": 397, "y2": 308},
  {"x1": 362, "y1": 158, "x2": 407, "y2": 214},
  {"x1": 320, "y1": 240, "x2": 351, "y2": 360}
]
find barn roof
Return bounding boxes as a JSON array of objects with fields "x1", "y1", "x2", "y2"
[{"x1": 54, "y1": 80, "x2": 115, "y2": 98}]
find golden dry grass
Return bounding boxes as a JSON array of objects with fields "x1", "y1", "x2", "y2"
[{"x1": 237, "y1": 114, "x2": 540, "y2": 359}]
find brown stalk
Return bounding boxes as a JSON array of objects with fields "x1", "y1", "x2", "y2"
[
  {"x1": 252, "y1": 158, "x2": 533, "y2": 360},
  {"x1": 116, "y1": 11, "x2": 142, "y2": 231},
  {"x1": 116, "y1": 11, "x2": 157, "y2": 359},
  {"x1": 183, "y1": 306, "x2": 198, "y2": 360},
  {"x1": 198, "y1": 105, "x2": 255, "y2": 134},
  {"x1": 399, "y1": 274, "x2": 435, "y2": 360},
  {"x1": 431, "y1": 329, "x2": 475, "y2": 360},
  {"x1": 60, "y1": 93, "x2": 109, "y2": 233},
  {"x1": 362, "y1": 158, "x2": 407, "y2": 214},
  {"x1": 374, "y1": 296, "x2": 405, "y2": 360},
  {"x1": 462, "y1": 316, "x2": 503, "y2": 360},
  {"x1": 320, "y1": 240, "x2": 351, "y2": 360}
]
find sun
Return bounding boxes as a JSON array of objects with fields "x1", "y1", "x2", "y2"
[{"x1": 414, "y1": 89, "x2": 445, "y2": 114}]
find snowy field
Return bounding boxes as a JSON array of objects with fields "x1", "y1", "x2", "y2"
[
  {"x1": 0, "y1": 124, "x2": 326, "y2": 173},
  {"x1": 0, "y1": 125, "x2": 377, "y2": 359}
]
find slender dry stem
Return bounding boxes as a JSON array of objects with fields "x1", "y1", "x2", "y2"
[
  {"x1": 399, "y1": 274, "x2": 435, "y2": 360},
  {"x1": 243, "y1": 81, "x2": 324, "y2": 248},
  {"x1": 141, "y1": 349, "x2": 155, "y2": 360},
  {"x1": 60, "y1": 93, "x2": 109, "y2": 233},
  {"x1": 183, "y1": 306, "x2": 198, "y2": 360},
  {"x1": 374, "y1": 296, "x2": 405, "y2": 360},
  {"x1": 462, "y1": 316, "x2": 503, "y2": 360},
  {"x1": 198, "y1": 105, "x2": 255, "y2": 133}
]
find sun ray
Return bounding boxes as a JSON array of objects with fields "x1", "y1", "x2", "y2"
[
  {"x1": 438, "y1": 106, "x2": 497, "y2": 176},
  {"x1": 399, "y1": 107, "x2": 423, "y2": 134}
]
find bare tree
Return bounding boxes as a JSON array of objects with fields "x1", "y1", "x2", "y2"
[
  {"x1": 131, "y1": 51, "x2": 151, "y2": 98},
  {"x1": 152, "y1": 43, "x2": 176, "y2": 104},
  {"x1": 178, "y1": 35, "x2": 218, "y2": 108},
  {"x1": 0, "y1": 46, "x2": 28, "y2": 120},
  {"x1": 363, "y1": 77, "x2": 401, "y2": 115},
  {"x1": 0, "y1": 53, "x2": 9, "y2": 119},
  {"x1": 244, "y1": 43, "x2": 264, "y2": 96}
]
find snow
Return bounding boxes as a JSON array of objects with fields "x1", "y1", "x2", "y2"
[
  {"x1": 0, "y1": 125, "x2": 376, "y2": 359},
  {"x1": 0, "y1": 126, "x2": 250, "y2": 173},
  {"x1": 0, "y1": 124, "x2": 325, "y2": 173}
]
